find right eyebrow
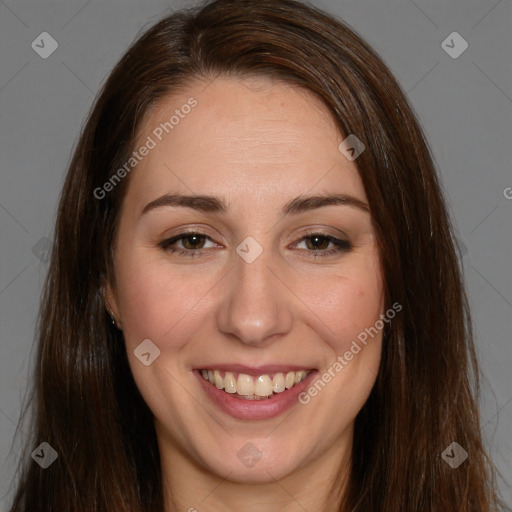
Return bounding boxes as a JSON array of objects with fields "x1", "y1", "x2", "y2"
[{"x1": 140, "y1": 193, "x2": 228, "y2": 217}]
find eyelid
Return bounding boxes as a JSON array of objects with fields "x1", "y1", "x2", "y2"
[
  {"x1": 303, "y1": 227, "x2": 349, "y2": 238},
  {"x1": 158, "y1": 230, "x2": 221, "y2": 251},
  {"x1": 159, "y1": 223, "x2": 348, "y2": 242},
  {"x1": 291, "y1": 231, "x2": 351, "y2": 252},
  {"x1": 158, "y1": 224, "x2": 225, "y2": 244},
  {"x1": 158, "y1": 227, "x2": 352, "y2": 257},
  {"x1": 287, "y1": 226, "x2": 350, "y2": 245}
]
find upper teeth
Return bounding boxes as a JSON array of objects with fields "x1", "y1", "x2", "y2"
[{"x1": 201, "y1": 369, "x2": 309, "y2": 397}]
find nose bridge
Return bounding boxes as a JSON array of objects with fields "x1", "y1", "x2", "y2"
[{"x1": 215, "y1": 244, "x2": 293, "y2": 346}]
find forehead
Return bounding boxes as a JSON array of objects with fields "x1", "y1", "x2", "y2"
[{"x1": 125, "y1": 76, "x2": 366, "y2": 211}]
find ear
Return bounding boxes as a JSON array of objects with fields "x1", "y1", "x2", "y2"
[{"x1": 103, "y1": 279, "x2": 120, "y2": 322}]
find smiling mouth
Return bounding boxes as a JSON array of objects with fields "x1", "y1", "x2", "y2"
[{"x1": 199, "y1": 369, "x2": 312, "y2": 400}]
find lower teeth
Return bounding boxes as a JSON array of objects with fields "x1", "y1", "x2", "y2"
[{"x1": 230, "y1": 392, "x2": 274, "y2": 400}]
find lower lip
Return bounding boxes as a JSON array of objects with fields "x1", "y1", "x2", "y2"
[{"x1": 194, "y1": 370, "x2": 318, "y2": 420}]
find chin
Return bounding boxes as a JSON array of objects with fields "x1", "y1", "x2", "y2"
[{"x1": 197, "y1": 437, "x2": 311, "y2": 484}]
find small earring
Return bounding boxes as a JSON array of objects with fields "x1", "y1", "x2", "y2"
[
  {"x1": 106, "y1": 291, "x2": 122, "y2": 330},
  {"x1": 107, "y1": 308, "x2": 121, "y2": 329}
]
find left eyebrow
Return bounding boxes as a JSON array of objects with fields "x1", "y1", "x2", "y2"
[
  {"x1": 282, "y1": 194, "x2": 370, "y2": 214},
  {"x1": 140, "y1": 192, "x2": 370, "y2": 217}
]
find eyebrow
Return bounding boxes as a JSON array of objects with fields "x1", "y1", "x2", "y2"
[{"x1": 140, "y1": 192, "x2": 370, "y2": 217}]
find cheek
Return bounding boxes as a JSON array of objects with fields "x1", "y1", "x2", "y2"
[
  {"x1": 114, "y1": 250, "x2": 212, "y2": 350},
  {"x1": 114, "y1": 237, "x2": 383, "y2": 356},
  {"x1": 294, "y1": 258, "x2": 384, "y2": 353}
]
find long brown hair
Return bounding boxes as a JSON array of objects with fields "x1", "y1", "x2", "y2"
[{"x1": 9, "y1": 0, "x2": 502, "y2": 510}]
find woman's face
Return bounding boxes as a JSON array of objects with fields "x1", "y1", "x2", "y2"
[{"x1": 107, "y1": 76, "x2": 384, "y2": 484}]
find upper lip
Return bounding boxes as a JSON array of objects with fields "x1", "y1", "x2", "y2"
[{"x1": 194, "y1": 364, "x2": 316, "y2": 376}]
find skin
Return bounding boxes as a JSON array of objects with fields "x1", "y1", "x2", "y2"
[{"x1": 106, "y1": 76, "x2": 384, "y2": 512}]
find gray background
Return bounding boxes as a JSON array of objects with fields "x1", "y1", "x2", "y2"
[{"x1": 0, "y1": 0, "x2": 511, "y2": 509}]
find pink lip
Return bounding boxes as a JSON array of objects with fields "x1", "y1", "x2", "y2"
[{"x1": 194, "y1": 369, "x2": 318, "y2": 421}]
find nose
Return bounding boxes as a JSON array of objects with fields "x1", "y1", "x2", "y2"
[{"x1": 215, "y1": 247, "x2": 294, "y2": 347}]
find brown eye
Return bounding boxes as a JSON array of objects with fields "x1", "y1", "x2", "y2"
[
  {"x1": 305, "y1": 235, "x2": 331, "y2": 250},
  {"x1": 181, "y1": 234, "x2": 206, "y2": 249},
  {"x1": 294, "y1": 233, "x2": 352, "y2": 257},
  {"x1": 158, "y1": 232, "x2": 217, "y2": 255}
]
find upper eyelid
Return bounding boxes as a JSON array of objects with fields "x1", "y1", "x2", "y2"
[
  {"x1": 159, "y1": 221, "x2": 350, "y2": 241},
  {"x1": 161, "y1": 232, "x2": 219, "y2": 247},
  {"x1": 162, "y1": 230, "x2": 348, "y2": 249}
]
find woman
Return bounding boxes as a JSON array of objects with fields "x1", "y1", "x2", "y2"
[{"x1": 9, "y1": 0, "x2": 502, "y2": 510}]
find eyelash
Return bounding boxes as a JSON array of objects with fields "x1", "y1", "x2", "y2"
[{"x1": 158, "y1": 230, "x2": 352, "y2": 259}]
